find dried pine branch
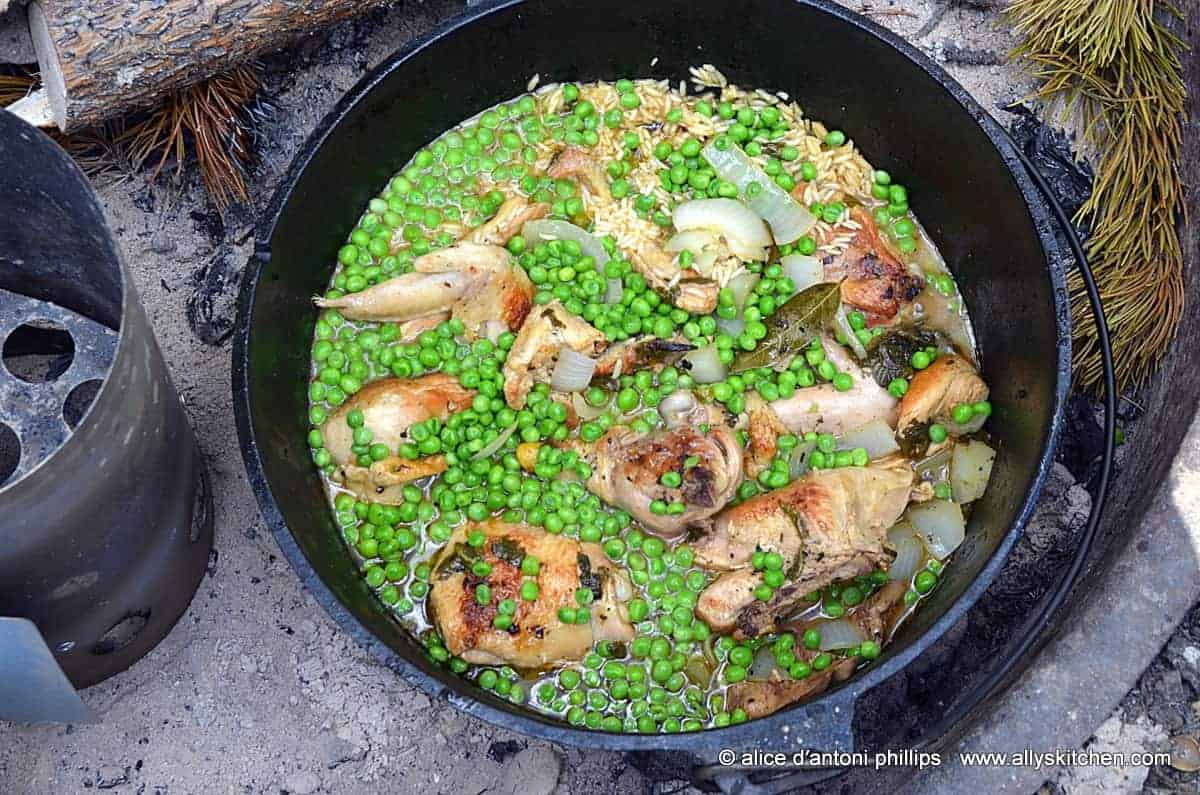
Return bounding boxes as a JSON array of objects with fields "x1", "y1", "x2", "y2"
[{"x1": 1009, "y1": 0, "x2": 1188, "y2": 392}]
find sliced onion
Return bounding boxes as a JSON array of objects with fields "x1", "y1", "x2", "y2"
[
  {"x1": 780, "y1": 254, "x2": 824, "y2": 295},
  {"x1": 673, "y1": 199, "x2": 771, "y2": 261},
  {"x1": 816, "y1": 618, "x2": 868, "y2": 651},
  {"x1": 682, "y1": 344, "x2": 727, "y2": 384},
  {"x1": 522, "y1": 220, "x2": 610, "y2": 267},
  {"x1": 702, "y1": 141, "x2": 816, "y2": 244},
  {"x1": 665, "y1": 229, "x2": 720, "y2": 253},
  {"x1": 748, "y1": 646, "x2": 779, "y2": 681},
  {"x1": 837, "y1": 419, "x2": 900, "y2": 460},
  {"x1": 789, "y1": 441, "x2": 816, "y2": 479},
  {"x1": 571, "y1": 390, "x2": 608, "y2": 421},
  {"x1": 715, "y1": 271, "x2": 759, "y2": 338},
  {"x1": 605, "y1": 278, "x2": 624, "y2": 304},
  {"x1": 550, "y1": 347, "x2": 597, "y2": 392},
  {"x1": 834, "y1": 304, "x2": 868, "y2": 360},
  {"x1": 887, "y1": 522, "x2": 925, "y2": 582},
  {"x1": 727, "y1": 271, "x2": 760, "y2": 308},
  {"x1": 950, "y1": 440, "x2": 996, "y2": 504},
  {"x1": 717, "y1": 315, "x2": 745, "y2": 337},
  {"x1": 692, "y1": 248, "x2": 721, "y2": 276},
  {"x1": 907, "y1": 499, "x2": 966, "y2": 560},
  {"x1": 471, "y1": 423, "x2": 518, "y2": 461}
]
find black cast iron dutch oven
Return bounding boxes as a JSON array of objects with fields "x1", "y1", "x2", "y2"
[{"x1": 233, "y1": 0, "x2": 1071, "y2": 756}]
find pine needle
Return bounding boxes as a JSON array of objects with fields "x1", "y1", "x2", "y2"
[
  {"x1": 120, "y1": 66, "x2": 262, "y2": 211},
  {"x1": 1008, "y1": 0, "x2": 1188, "y2": 392}
]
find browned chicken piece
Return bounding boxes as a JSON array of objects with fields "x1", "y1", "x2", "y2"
[
  {"x1": 547, "y1": 146, "x2": 612, "y2": 203},
  {"x1": 896, "y1": 354, "x2": 988, "y2": 436},
  {"x1": 744, "y1": 394, "x2": 790, "y2": 479},
  {"x1": 589, "y1": 425, "x2": 743, "y2": 539},
  {"x1": 321, "y1": 374, "x2": 474, "y2": 467},
  {"x1": 335, "y1": 455, "x2": 449, "y2": 504},
  {"x1": 695, "y1": 462, "x2": 913, "y2": 636},
  {"x1": 629, "y1": 243, "x2": 720, "y2": 315},
  {"x1": 428, "y1": 521, "x2": 634, "y2": 669},
  {"x1": 502, "y1": 300, "x2": 607, "y2": 409},
  {"x1": 690, "y1": 569, "x2": 761, "y2": 632},
  {"x1": 463, "y1": 196, "x2": 551, "y2": 246},
  {"x1": 585, "y1": 393, "x2": 743, "y2": 538},
  {"x1": 726, "y1": 581, "x2": 907, "y2": 718},
  {"x1": 728, "y1": 659, "x2": 858, "y2": 720},
  {"x1": 822, "y1": 208, "x2": 924, "y2": 325},
  {"x1": 769, "y1": 337, "x2": 898, "y2": 435},
  {"x1": 316, "y1": 242, "x2": 533, "y2": 341},
  {"x1": 322, "y1": 374, "x2": 474, "y2": 502}
]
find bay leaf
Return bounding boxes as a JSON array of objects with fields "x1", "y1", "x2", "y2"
[{"x1": 732, "y1": 281, "x2": 841, "y2": 371}]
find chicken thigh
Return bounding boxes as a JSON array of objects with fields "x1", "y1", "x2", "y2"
[
  {"x1": 695, "y1": 461, "x2": 913, "y2": 637},
  {"x1": 428, "y1": 521, "x2": 634, "y2": 669}
]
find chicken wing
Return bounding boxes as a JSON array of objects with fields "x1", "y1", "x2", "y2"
[
  {"x1": 547, "y1": 146, "x2": 612, "y2": 203},
  {"x1": 629, "y1": 242, "x2": 720, "y2": 315},
  {"x1": 823, "y1": 209, "x2": 924, "y2": 325},
  {"x1": 428, "y1": 521, "x2": 634, "y2": 669},
  {"x1": 726, "y1": 581, "x2": 907, "y2": 718},
  {"x1": 586, "y1": 396, "x2": 742, "y2": 539},
  {"x1": 322, "y1": 374, "x2": 474, "y2": 501},
  {"x1": 896, "y1": 354, "x2": 988, "y2": 437},
  {"x1": 316, "y1": 242, "x2": 534, "y2": 341},
  {"x1": 769, "y1": 338, "x2": 898, "y2": 436}
]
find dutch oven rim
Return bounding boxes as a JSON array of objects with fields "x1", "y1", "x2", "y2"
[{"x1": 233, "y1": 0, "x2": 1071, "y2": 753}]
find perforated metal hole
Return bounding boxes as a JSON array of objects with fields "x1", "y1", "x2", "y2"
[
  {"x1": 0, "y1": 422, "x2": 18, "y2": 486},
  {"x1": 92, "y1": 609, "x2": 151, "y2": 655},
  {"x1": 63, "y1": 379, "x2": 103, "y2": 429},
  {"x1": 2, "y1": 320, "x2": 75, "y2": 383}
]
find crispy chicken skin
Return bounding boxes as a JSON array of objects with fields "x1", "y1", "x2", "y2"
[
  {"x1": 464, "y1": 197, "x2": 551, "y2": 246},
  {"x1": 823, "y1": 208, "x2": 923, "y2": 325},
  {"x1": 428, "y1": 521, "x2": 633, "y2": 669},
  {"x1": 726, "y1": 581, "x2": 907, "y2": 718},
  {"x1": 577, "y1": 391, "x2": 741, "y2": 539},
  {"x1": 502, "y1": 301, "x2": 607, "y2": 409},
  {"x1": 896, "y1": 354, "x2": 988, "y2": 436},
  {"x1": 695, "y1": 462, "x2": 913, "y2": 636},
  {"x1": 322, "y1": 374, "x2": 474, "y2": 502},
  {"x1": 316, "y1": 242, "x2": 533, "y2": 341},
  {"x1": 769, "y1": 338, "x2": 898, "y2": 435}
]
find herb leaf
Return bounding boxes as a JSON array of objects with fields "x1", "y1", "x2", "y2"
[{"x1": 732, "y1": 281, "x2": 841, "y2": 371}]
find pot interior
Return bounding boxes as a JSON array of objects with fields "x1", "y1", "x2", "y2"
[{"x1": 242, "y1": 0, "x2": 1065, "y2": 744}]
